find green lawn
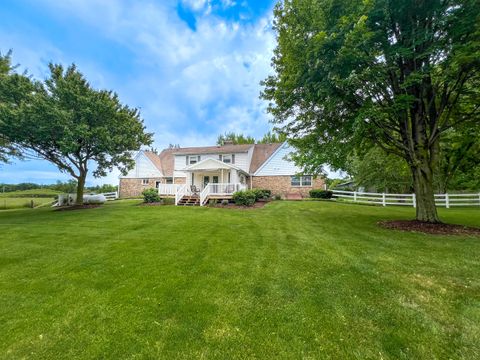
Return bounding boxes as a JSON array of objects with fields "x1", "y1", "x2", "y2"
[
  {"x1": 0, "y1": 197, "x2": 54, "y2": 210},
  {"x1": 0, "y1": 189, "x2": 59, "y2": 210},
  {"x1": 1, "y1": 201, "x2": 479, "y2": 359}
]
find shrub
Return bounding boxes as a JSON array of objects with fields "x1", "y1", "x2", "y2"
[
  {"x1": 252, "y1": 189, "x2": 271, "y2": 200},
  {"x1": 142, "y1": 188, "x2": 160, "y2": 203},
  {"x1": 232, "y1": 190, "x2": 257, "y2": 206},
  {"x1": 309, "y1": 189, "x2": 333, "y2": 199},
  {"x1": 221, "y1": 199, "x2": 229, "y2": 206},
  {"x1": 274, "y1": 194, "x2": 282, "y2": 200}
]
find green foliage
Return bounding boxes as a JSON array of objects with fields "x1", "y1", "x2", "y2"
[
  {"x1": 142, "y1": 188, "x2": 160, "y2": 203},
  {"x1": 217, "y1": 132, "x2": 255, "y2": 145},
  {"x1": 257, "y1": 131, "x2": 287, "y2": 144},
  {"x1": 216, "y1": 131, "x2": 287, "y2": 146},
  {"x1": 252, "y1": 188, "x2": 272, "y2": 200},
  {"x1": 232, "y1": 190, "x2": 257, "y2": 206},
  {"x1": 0, "y1": 51, "x2": 27, "y2": 163},
  {"x1": 0, "y1": 60, "x2": 153, "y2": 204},
  {"x1": 309, "y1": 189, "x2": 333, "y2": 199},
  {"x1": 89, "y1": 184, "x2": 118, "y2": 194},
  {"x1": 348, "y1": 147, "x2": 412, "y2": 193},
  {"x1": 437, "y1": 123, "x2": 480, "y2": 192},
  {"x1": 262, "y1": 0, "x2": 480, "y2": 222}
]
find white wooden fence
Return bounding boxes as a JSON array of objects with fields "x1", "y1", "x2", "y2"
[
  {"x1": 332, "y1": 190, "x2": 480, "y2": 208},
  {"x1": 54, "y1": 191, "x2": 118, "y2": 206}
]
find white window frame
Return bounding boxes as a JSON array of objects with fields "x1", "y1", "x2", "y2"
[
  {"x1": 291, "y1": 175, "x2": 312, "y2": 187},
  {"x1": 221, "y1": 154, "x2": 234, "y2": 164},
  {"x1": 188, "y1": 155, "x2": 200, "y2": 165},
  {"x1": 142, "y1": 179, "x2": 149, "y2": 185}
]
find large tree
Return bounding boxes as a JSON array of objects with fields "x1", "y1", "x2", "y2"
[
  {"x1": 1, "y1": 63, "x2": 153, "y2": 205},
  {"x1": 262, "y1": 0, "x2": 480, "y2": 222}
]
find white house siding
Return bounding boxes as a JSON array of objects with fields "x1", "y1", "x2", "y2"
[
  {"x1": 123, "y1": 152, "x2": 163, "y2": 178},
  {"x1": 174, "y1": 152, "x2": 250, "y2": 174},
  {"x1": 254, "y1": 143, "x2": 302, "y2": 176}
]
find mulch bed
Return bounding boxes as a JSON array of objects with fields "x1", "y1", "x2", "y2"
[
  {"x1": 55, "y1": 204, "x2": 101, "y2": 211},
  {"x1": 209, "y1": 201, "x2": 268, "y2": 210},
  {"x1": 138, "y1": 202, "x2": 174, "y2": 206},
  {"x1": 379, "y1": 220, "x2": 480, "y2": 236}
]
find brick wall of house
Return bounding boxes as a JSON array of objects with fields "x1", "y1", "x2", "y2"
[
  {"x1": 251, "y1": 175, "x2": 325, "y2": 198},
  {"x1": 119, "y1": 177, "x2": 187, "y2": 198},
  {"x1": 119, "y1": 178, "x2": 163, "y2": 198},
  {"x1": 174, "y1": 177, "x2": 186, "y2": 184}
]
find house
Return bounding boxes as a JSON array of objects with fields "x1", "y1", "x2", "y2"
[{"x1": 119, "y1": 142, "x2": 325, "y2": 205}]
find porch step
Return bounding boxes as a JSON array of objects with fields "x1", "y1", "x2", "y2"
[{"x1": 177, "y1": 196, "x2": 200, "y2": 206}]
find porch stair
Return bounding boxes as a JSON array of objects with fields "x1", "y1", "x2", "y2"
[{"x1": 177, "y1": 196, "x2": 200, "y2": 206}]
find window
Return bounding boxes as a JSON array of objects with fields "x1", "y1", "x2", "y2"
[
  {"x1": 165, "y1": 177, "x2": 173, "y2": 184},
  {"x1": 187, "y1": 155, "x2": 200, "y2": 165},
  {"x1": 142, "y1": 179, "x2": 149, "y2": 185},
  {"x1": 290, "y1": 176, "x2": 301, "y2": 186},
  {"x1": 291, "y1": 175, "x2": 312, "y2": 187},
  {"x1": 220, "y1": 154, "x2": 235, "y2": 164}
]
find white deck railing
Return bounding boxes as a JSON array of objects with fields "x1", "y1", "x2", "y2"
[
  {"x1": 332, "y1": 190, "x2": 480, "y2": 208},
  {"x1": 175, "y1": 184, "x2": 187, "y2": 205},
  {"x1": 158, "y1": 184, "x2": 182, "y2": 196},
  {"x1": 200, "y1": 183, "x2": 247, "y2": 206}
]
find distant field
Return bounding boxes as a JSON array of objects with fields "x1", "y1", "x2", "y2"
[
  {"x1": 0, "y1": 189, "x2": 61, "y2": 198},
  {"x1": 0, "y1": 197, "x2": 55, "y2": 210},
  {"x1": 0, "y1": 189, "x2": 59, "y2": 210}
]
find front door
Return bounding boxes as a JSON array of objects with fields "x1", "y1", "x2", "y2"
[{"x1": 203, "y1": 176, "x2": 210, "y2": 189}]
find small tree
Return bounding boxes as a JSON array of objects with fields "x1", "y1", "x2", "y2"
[{"x1": 1, "y1": 63, "x2": 153, "y2": 205}]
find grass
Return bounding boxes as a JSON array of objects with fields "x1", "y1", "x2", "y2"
[
  {"x1": 0, "y1": 188, "x2": 61, "y2": 198},
  {"x1": 0, "y1": 189, "x2": 60, "y2": 210},
  {"x1": 0, "y1": 201, "x2": 479, "y2": 359}
]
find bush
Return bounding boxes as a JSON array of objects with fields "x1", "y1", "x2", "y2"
[
  {"x1": 274, "y1": 194, "x2": 282, "y2": 200},
  {"x1": 232, "y1": 190, "x2": 257, "y2": 206},
  {"x1": 142, "y1": 188, "x2": 160, "y2": 203},
  {"x1": 252, "y1": 189, "x2": 271, "y2": 200},
  {"x1": 309, "y1": 189, "x2": 333, "y2": 199},
  {"x1": 221, "y1": 199, "x2": 229, "y2": 206}
]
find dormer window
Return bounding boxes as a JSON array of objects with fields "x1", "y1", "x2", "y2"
[
  {"x1": 187, "y1": 155, "x2": 200, "y2": 165},
  {"x1": 219, "y1": 154, "x2": 235, "y2": 164}
]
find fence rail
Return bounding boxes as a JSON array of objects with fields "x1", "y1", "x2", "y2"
[{"x1": 331, "y1": 190, "x2": 480, "y2": 208}]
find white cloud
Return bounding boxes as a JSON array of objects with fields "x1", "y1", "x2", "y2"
[{"x1": 3, "y1": 0, "x2": 276, "y2": 185}]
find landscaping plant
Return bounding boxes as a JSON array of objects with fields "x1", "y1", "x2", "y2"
[{"x1": 142, "y1": 188, "x2": 160, "y2": 203}]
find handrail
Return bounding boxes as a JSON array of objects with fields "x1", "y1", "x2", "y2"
[
  {"x1": 200, "y1": 184, "x2": 211, "y2": 206},
  {"x1": 175, "y1": 184, "x2": 187, "y2": 205}
]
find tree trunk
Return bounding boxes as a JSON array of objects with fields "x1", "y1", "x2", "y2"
[
  {"x1": 75, "y1": 172, "x2": 86, "y2": 206},
  {"x1": 412, "y1": 161, "x2": 440, "y2": 223}
]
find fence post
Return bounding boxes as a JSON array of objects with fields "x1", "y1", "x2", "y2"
[
  {"x1": 412, "y1": 194, "x2": 416, "y2": 208},
  {"x1": 353, "y1": 191, "x2": 357, "y2": 202},
  {"x1": 445, "y1": 193, "x2": 450, "y2": 209},
  {"x1": 382, "y1": 193, "x2": 386, "y2": 206}
]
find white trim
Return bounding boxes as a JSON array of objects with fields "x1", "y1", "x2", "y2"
[
  {"x1": 253, "y1": 141, "x2": 289, "y2": 176},
  {"x1": 183, "y1": 158, "x2": 248, "y2": 174}
]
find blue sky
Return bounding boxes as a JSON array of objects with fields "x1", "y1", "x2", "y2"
[{"x1": 0, "y1": 0, "x2": 277, "y2": 185}]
